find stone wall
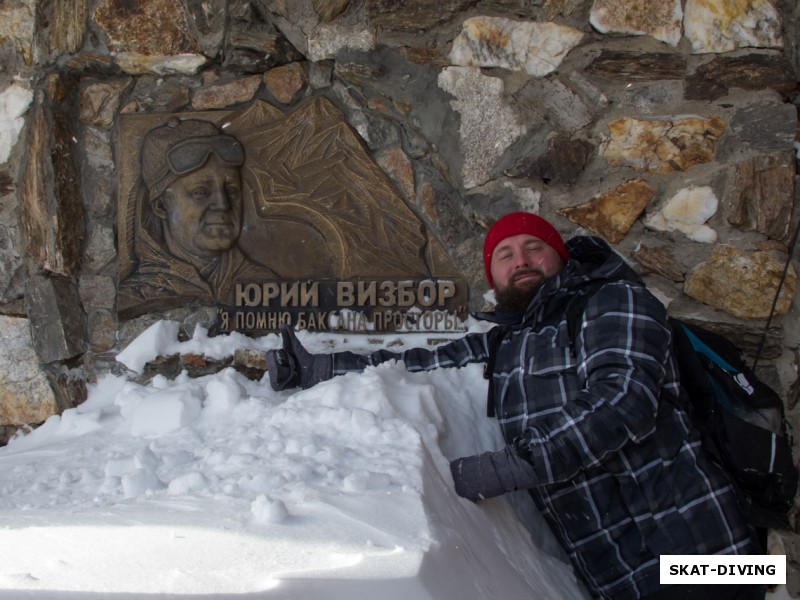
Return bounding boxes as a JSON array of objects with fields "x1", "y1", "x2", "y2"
[{"x1": 0, "y1": 0, "x2": 799, "y2": 572}]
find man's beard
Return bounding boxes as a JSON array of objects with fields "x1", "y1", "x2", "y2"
[{"x1": 494, "y1": 269, "x2": 544, "y2": 313}]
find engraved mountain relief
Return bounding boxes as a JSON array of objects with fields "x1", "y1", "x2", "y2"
[{"x1": 117, "y1": 97, "x2": 466, "y2": 328}]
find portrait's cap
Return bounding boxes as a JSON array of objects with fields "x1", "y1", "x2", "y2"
[
  {"x1": 141, "y1": 118, "x2": 245, "y2": 201},
  {"x1": 483, "y1": 212, "x2": 569, "y2": 288}
]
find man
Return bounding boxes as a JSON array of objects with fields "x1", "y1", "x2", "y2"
[
  {"x1": 119, "y1": 118, "x2": 278, "y2": 316},
  {"x1": 266, "y1": 212, "x2": 762, "y2": 600}
]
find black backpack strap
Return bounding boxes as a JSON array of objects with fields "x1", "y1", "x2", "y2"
[
  {"x1": 484, "y1": 325, "x2": 509, "y2": 418},
  {"x1": 564, "y1": 281, "x2": 608, "y2": 353}
]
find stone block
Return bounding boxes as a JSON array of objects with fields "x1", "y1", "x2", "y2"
[
  {"x1": 726, "y1": 153, "x2": 796, "y2": 243},
  {"x1": 686, "y1": 54, "x2": 796, "y2": 101},
  {"x1": 24, "y1": 275, "x2": 87, "y2": 364},
  {"x1": 19, "y1": 86, "x2": 86, "y2": 277},
  {"x1": 365, "y1": 0, "x2": 473, "y2": 30},
  {"x1": 601, "y1": 115, "x2": 725, "y2": 173},
  {"x1": 586, "y1": 51, "x2": 686, "y2": 81},
  {"x1": 590, "y1": 0, "x2": 683, "y2": 46},
  {"x1": 559, "y1": 179, "x2": 654, "y2": 244},
  {"x1": 684, "y1": 0, "x2": 783, "y2": 54},
  {"x1": 684, "y1": 245, "x2": 796, "y2": 320},
  {"x1": 93, "y1": 0, "x2": 208, "y2": 75},
  {"x1": 0, "y1": 315, "x2": 57, "y2": 426},
  {"x1": 716, "y1": 99, "x2": 797, "y2": 159},
  {"x1": 0, "y1": 83, "x2": 33, "y2": 164},
  {"x1": 438, "y1": 66, "x2": 525, "y2": 189},
  {"x1": 449, "y1": 17, "x2": 584, "y2": 77}
]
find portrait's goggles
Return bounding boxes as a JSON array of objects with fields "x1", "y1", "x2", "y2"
[{"x1": 166, "y1": 135, "x2": 245, "y2": 176}]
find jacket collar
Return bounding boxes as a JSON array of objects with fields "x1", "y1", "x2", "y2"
[{"x1": 522, "y1": 236, "x2": 642, "y2": 321}]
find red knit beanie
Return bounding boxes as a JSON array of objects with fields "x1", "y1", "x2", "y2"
[{"x1": 483, "y1": 212, "x2": 569, "y2": 288}]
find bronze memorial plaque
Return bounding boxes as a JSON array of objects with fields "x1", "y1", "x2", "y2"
[{"x1": 117, "y1": 97, "x2": 468, "y2": 334}]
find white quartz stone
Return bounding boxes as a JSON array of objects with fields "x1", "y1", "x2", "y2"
[
  {"x1": 449, "y1": 16, "x2": 584, "y2": 77},
  {"x1": 0, "y1": 83, "x2": 33, "y2": 165},
  {"x1": 684, "y1": 0, "x2": 783, "y2": 54},
  {"x1": 590, "y1": 0, "x2": 683, "y2": 46},
  {"x1": 114, "y1": 53, "x2": 209, "y2": 76},
  {"x1": 307, "y1": 23, "x2": 376, "y2": 61},
  {"x1": 644, "y1": 186, "x2": 719, "y2": 243}
]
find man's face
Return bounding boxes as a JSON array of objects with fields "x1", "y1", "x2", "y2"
[
  {"x1": 154, "y1": 154, "x2": 243, "y2": 260},
  {"x1": 490, "y1": 233, "x2": 564, "y2": 311}
]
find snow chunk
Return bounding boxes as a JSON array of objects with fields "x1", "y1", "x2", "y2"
[
  {"x1": 125, "y1": 389, "x2": 202, "y2": 437},
  {"x1": 251, "y1": 494, "x2": 290, "y2": 524},
  {"x1": 116, "y1": 320, "x2": 181, "y2": 373}
]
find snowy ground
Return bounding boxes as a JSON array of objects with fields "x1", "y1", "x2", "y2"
[{"x1": 0, "y1": 320, "x2": 587, "y2": 599}]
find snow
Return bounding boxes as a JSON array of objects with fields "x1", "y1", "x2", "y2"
[{"x1": 0, "y1": 320, "x2": 586, "y2": 599}]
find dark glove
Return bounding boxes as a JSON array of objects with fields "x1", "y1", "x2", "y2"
[
  {"x1": 266, "y1": 325, "x2": 333, "y2": 391},
  {"x1": 449, "y1": 446, "x2": 538, "y2": 502}
]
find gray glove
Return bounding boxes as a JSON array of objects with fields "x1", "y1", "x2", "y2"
[
  {"x1": 449, "y1": 446, "x2": 539, "y2": 502},
  {"x1": 266, "y1": 325, "x2": 333, "y2": 390}
]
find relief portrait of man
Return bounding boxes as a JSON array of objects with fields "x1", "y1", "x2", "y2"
[
  {"x1": 117, "y1": 98, "x2": 467, "y2": 323},
  {"x1": 118, "y1": 117, "x2": 280, "y2": 316}
]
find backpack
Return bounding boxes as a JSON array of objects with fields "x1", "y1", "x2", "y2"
[
  {"x1": 483, "y1": 283, "x2": 798, "y2": 531},
  {"x1": 668, "y1": 319, "x2": 798, "y2": 530}
]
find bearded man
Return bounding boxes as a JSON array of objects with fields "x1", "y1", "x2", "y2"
[{"x1": 266, "y1": 212, "x2": 763, "y2": 600}]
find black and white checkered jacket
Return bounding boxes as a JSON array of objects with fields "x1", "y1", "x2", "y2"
[{"x1": 332, "y1": 235, "x2": 757, "y2": 599}]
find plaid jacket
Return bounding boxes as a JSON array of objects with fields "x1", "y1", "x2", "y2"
[{"x1": 332, "y1": 236, "x2": 756, "y2": 599}]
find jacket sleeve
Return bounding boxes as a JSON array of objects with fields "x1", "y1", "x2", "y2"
[
  {"x1": 331, "y1": 330, "x2": 493, "y2": 376},
  {"x1": 514, "y1": 282, "x2": 672, "y2": 485}
]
